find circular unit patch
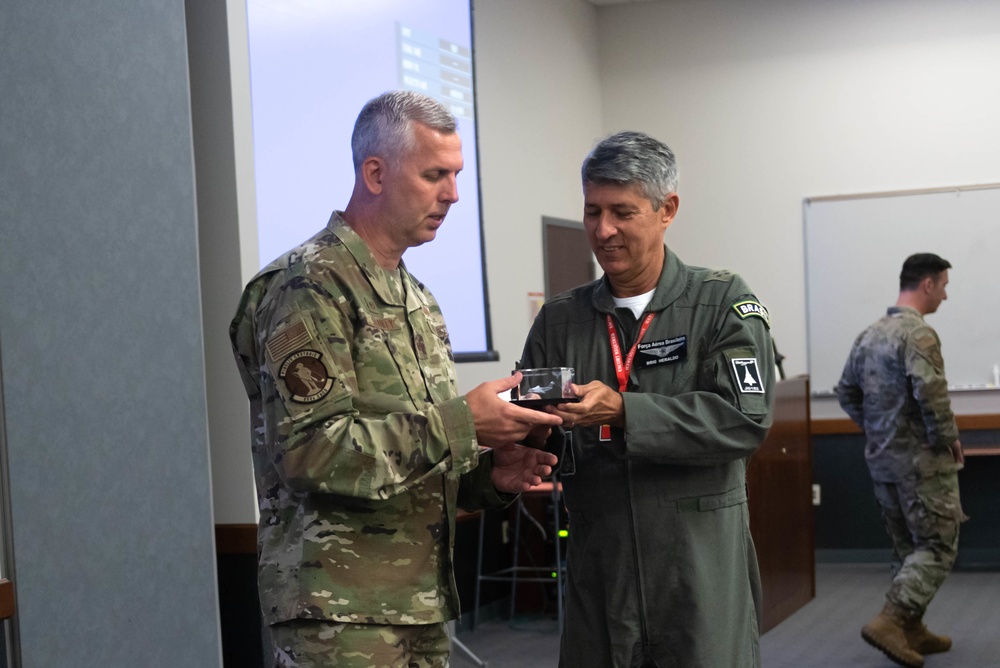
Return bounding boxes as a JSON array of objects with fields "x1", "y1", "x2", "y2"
[{"x1": 279, "y1": 350, "x2": 333, "y2": 403}]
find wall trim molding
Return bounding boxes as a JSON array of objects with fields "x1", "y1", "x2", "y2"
[
  {"x1": 215, "y1": 524, "x2": 257, "y2": 555},
  {"x1": 811, "y1": 413, "x2": 1000, "y2": 435}
]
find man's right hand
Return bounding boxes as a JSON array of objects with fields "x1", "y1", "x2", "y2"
[
  {"x1": 466, "y1": 373, "x2": 562, "y2": 448},
  {"x1": 951, "y1": 439, "x2": 965, "y2": 470}
]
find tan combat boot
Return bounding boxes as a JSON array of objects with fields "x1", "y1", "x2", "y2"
[
  {"x1": 904, "y1": 618, "x2": 952, "y2": 654},
  {"x1": 861, "y1": 603, "x2": 924, "y2": 668}
]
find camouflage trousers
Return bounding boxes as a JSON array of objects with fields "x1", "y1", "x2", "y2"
[
  {"x1": 872, "y1": 470, "x2": 963, "y2": 617},
  {"x1": 268, "y1": 619, "x2": 450, "y2": 668}
]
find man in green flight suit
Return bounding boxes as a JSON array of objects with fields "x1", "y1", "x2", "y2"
[
  {"x1": 519, "y1": 131, "x2": 775, "y2": 667},
  {"x1": 230, "y1": 91, "x2": 561, "y2": 667},
  {"x1": 837, "y1": 253, "x2": 965, "y2": 668}
]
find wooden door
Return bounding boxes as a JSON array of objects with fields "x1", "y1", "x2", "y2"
[{"x1": 543, "y1": 217, "x2": 595, "y2": 298}]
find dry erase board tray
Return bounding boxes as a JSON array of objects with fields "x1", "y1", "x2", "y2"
[{"x1": 510, "y1": 397, "x2": 580, "y2": 409}]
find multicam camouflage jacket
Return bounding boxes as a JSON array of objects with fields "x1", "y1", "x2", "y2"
[
  {"x1": 837, "y1": 305, "x2": 959, "y2": 482},
  {"x1": 230, "y1": 212, "x2": 504, "y2": 626}
]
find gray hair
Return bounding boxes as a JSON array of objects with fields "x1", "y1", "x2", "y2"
[
  {"x1": 351, "y1": 90, "x2": 457, "y2": 170},
  {"x1": 581, "y1": 131, "x2": 679, "y2": 209}
]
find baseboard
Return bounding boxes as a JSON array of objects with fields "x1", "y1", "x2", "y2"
[
  {"x1": 816, "y1": 548, "x2": 1000, "y2": 569},
  {"x1": 815, "y1": 549, "x2": 888, "y2": 564}
]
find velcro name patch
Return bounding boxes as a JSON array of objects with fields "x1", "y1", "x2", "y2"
[
  {"x1": 368, "y1": 316, "x2": 401, "y2": 331},
  {"x1": 266, "y1": 320, "x2": 312, "y2": 363},
  {"x1": 636, "y1": 335, "x2": 687, "y2": 367}
]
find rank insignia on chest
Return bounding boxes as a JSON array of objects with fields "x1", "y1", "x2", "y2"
[
  {"x1": 279, "y1": 350, "x2": 334, "y2": 403},
  {"x1": 731, "y1": 357, "x2": 765, "y2": 394},
  {"x1": 636, "y1": 335, "x2": 687, "y2": 367}
]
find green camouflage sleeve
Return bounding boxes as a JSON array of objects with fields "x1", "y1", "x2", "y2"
[
  {"x1": 907, "y1": 326, "x2": 959, "y2": 449},
  {"x1": 251, "y1": 272, "x2": 479, "y2": 500},
  {"x1": 836, "y1": 336, "x2": 866, "y2": 428}
]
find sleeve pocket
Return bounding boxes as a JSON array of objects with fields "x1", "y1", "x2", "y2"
[
  {"x1": 264, "y1": 312, "x2": 351, "y2": 422},
  {"x1": 723, "y1": 346, "x2": 769, "y2": 416}
]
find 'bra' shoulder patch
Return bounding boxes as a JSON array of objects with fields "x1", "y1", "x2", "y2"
[{"x1": 732, "y1": 300, "x2": 770, "y2": 328}]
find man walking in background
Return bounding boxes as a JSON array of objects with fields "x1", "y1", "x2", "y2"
[{"x1": 837, "y1": 253, "x2": 965, "y2": 668}]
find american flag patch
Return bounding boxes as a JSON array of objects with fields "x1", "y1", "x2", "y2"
[{"x1": 266, "y1": 320, "x2": 312, "y2": 362}]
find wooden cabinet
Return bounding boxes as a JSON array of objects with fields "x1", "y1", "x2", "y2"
[{"x1": 747, "y1": 375, "x2": 815, "y2": 632}]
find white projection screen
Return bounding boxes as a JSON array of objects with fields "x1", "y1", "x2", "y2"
[{"x1": 246, "y1": 0, "x2": 495, "y2": 360}]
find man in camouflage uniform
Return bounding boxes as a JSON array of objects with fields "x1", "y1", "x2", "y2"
[
  {"x1": 230, "y1": 91, "x2": 561, "y2": 667},
  {"x1": 837, "y1": 253, "x2": 965, "y2": 668}
]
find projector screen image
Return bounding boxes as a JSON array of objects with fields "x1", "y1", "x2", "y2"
[{"x1": 246, "y1": 0, "x2": 494, "y2": 360}]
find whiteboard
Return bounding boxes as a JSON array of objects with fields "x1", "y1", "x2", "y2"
[{"x1": 804, "y1": 185, "x2": 1000, "y2": 395}]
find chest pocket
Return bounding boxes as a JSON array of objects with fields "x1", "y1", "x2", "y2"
[
  {"x1": 411, "y1": 303, "x2": 457, "y2": 403},
  {"x1": 354, "y1": 307, "x2": 420, "y2": 405},
  {"x1": 354, "y1": 305, "x2": 455, "y2": 408}
]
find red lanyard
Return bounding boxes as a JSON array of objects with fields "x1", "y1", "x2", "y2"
[{"x1": 606, "y1": 313, "x2": 655, "y2": 392}]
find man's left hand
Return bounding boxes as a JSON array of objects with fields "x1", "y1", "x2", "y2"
[
  {"x1": 490, "y1": 444, "x2": 558, "y2": 493},
  {"x1": 546, "y1": 381, "x2": 624, "y2": 429}
]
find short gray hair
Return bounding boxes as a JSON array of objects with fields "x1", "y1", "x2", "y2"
[
  {"x1": 581, "y1": 131, "x2": 679, "y2": 209},
  {"x1": 351, "y1": 91, "x2": 457, "y2": 170}
]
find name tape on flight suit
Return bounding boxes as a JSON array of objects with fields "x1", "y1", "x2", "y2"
[{"x1": 636, "y1": 335, "x2": 687, "y2": 367}]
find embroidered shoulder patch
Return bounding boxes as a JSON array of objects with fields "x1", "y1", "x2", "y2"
[
  {"x1": 914, "y1": 331, "x2": 944, "y2": 370},
  {"x1": 266, "y1": 317, "x2": 335, "y2": 404},
  {"x1": 731, "y1": 358, "x2": 765, "y2": 394},
  {"x1": 266, "y1": 319, "x2": 313, "y2": 363},
  {"x1": 732, "y1": 300, "x2": 770, "y2": 328},
  {"x1": 279, "y1": 350, "x2": 333, "y2": 403}
]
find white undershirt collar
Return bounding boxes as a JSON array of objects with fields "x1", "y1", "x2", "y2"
[{"x1": 612, "y1": 288, "x2": 656, "y2": 319}]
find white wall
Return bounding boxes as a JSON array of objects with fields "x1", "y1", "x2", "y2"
[
  {"x1": 195, "y1": 0, "x2": 604, "y2": 523},
  {"x1": 456, "y1": 0, "x2": 605, "y2": 391},
  {"x1": 594, "y1": 0, "x2": 1000, "y2": 416},
  {"x1": 203, "y1": 0, "x2": 1000, "y2": 519},
  {"x1": 188, "y1": 0, "x2": 261, "y2": 524}
]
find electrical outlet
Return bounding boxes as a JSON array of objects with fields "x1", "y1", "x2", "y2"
[
  {"x1": 812, "y1": 484, "x2": 821, "y2": 506},
  {"x1": 501, "y1": 519, "x2": 510, "y2": 544}
]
